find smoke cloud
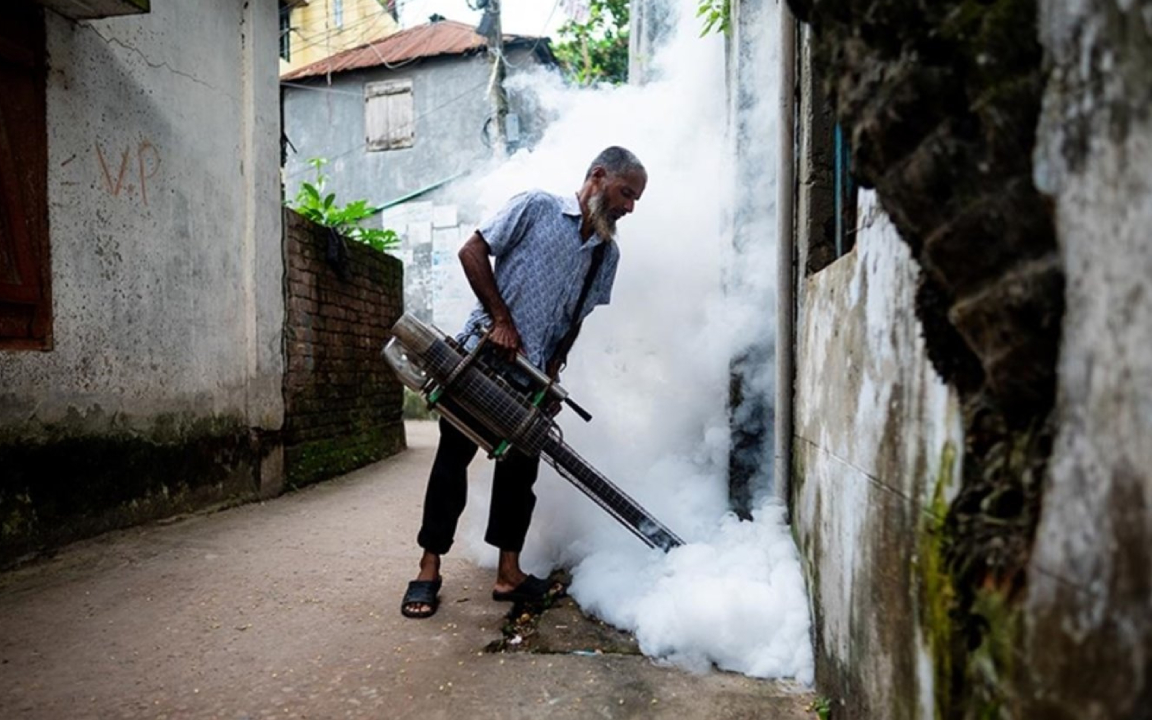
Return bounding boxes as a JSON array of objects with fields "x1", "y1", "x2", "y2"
[{"x1": 451, "y1": 4, "x2": 814, "y2": 684}]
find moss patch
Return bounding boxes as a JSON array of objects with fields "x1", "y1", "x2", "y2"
[
  {"x1": 0, "y1": 413, "x2": 268, "y2": 568},
  {"x1": 965, "y1": 587, "x2": 1023, "y2": 719},
  {"x1": 285, "y1": 421, "x2": 405, "y2": 489},
  {"x1": 919, "y1": 442, "x2": 963, "y2": 720}
]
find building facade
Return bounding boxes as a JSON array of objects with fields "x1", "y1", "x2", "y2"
[
  {"x1": 282, "y1": 18, "x2": 557, "y2": 329},
  {"x1": 279, "y1": 0, "x2": 400, "y2": 75},
  {"x1": 0, "y1": 0, "x2": 283, "y2": 565}
]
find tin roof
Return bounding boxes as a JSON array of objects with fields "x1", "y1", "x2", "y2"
[{"x1": 281, "y1": 19, "x2": 551, "y2": 81}]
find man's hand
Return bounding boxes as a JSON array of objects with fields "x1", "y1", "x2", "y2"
[
  {"x1": 459, "y1": 232, "x2": 520, "y2": 361},
  {"x1": 545, "y1": 356, "x2": 564, "y2": 380},
  {"x1": 489, "y1": 315, "x2": 523, "y2": 361}
]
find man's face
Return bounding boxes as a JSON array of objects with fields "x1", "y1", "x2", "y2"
[{"x1": 588, "y1": 168, "x2": 647, "y2": 239}]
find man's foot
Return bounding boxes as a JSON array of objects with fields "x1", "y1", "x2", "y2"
[
  {"x1": 402, "y1": 551, "x2": 442, "y2": 619},
  {"x1": 401, "y1": 578, "x2": 442, "y2": 618},
  {"x1": 491, "y1": 574, "x2": 564, "y2": 603},
  {"x1": 492, "y1": 550, "x2": 565, "y2": 603}
]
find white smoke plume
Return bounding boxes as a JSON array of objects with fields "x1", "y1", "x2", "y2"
[{"x1": 452, "y1": 3, "x2": 814, "y2": 684}]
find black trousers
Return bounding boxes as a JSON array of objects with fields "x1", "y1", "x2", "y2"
[{"x1": 417, "y1": 417, "x2": 541, "y2": 555}]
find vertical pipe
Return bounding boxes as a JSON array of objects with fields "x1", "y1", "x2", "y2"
[
  {"x1": 834, "y1": 123, "x2": 844, "y2": 257},
  {"x1": 774, "y1": 5, "x2": 797, "y2": 507}
]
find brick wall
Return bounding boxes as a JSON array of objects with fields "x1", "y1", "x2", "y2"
[{"x1": 283, "y1": 211, "x2": 406, "y2": 487}]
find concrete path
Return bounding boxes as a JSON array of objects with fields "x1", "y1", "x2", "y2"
[{"x1": 0, "y1": 422, "x2": 814, "y2": 720}]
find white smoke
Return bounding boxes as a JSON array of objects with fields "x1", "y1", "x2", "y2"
[{"x1": 454, "y1": 4, "x2": 814, "y2": 684}]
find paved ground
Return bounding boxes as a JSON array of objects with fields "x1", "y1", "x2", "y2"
[{"x1": 0, "y1": 422, "x2": 815, "y2": 719}]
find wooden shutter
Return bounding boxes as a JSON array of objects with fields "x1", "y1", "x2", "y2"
[
  {"x1": 0, "y1": 4, "x2": 51, "y2": 350},
  {"x1": 365, "y1": 79, "x2": 414, "y2": 151}
]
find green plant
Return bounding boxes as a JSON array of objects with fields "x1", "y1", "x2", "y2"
[
  {"x1": 287, "y1": 157, "x2": 399, "y2": 253},
  {"x1": 696, "y1": 0, "x2": 730, "y2": 36},
  {"x1": 808, "y1": 696, "x2": 832, "y2": 720},
  {"x1": 553, "y1": 0, "x2": 630, "y2": 86}
]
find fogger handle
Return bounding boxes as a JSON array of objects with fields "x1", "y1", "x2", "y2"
[
  {"x1": 565, "y1": 398, "x2": 593, "y2": 422},
  {"x1": 509, "y1": 353, "x2": 593, "y2": 423}
]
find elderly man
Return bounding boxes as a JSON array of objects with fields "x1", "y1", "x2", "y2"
[{"x1": 401, "y1": 146, "x2": 648, "y2": 619}]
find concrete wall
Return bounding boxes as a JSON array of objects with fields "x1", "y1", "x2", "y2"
[
  {"x1": 725, "y1": 0, "x2": 782, "y2": 512},
  {"x1": 792, "y1": 192, "x2": 963, "y2": 719},
  {"x1": 283, "y1": 212, "x2": 405, "y2": 488},
  {"x1": 0, "y1": 0, "x2": 283, "y2": 563},
  {"x1": 380, "y1": 200, "x2": 474, "y2": 332},
  {"x1": 282, "y1": 45, "x2": 548, "y2": 211},
  {"x1": 787, "y1": 1, "x2": 1152, "y2": 716},
  {"x1": 628, "y1": 0, "x2": 678, "y2": 84},
  {"x1": 1020, "y1": 2, "x2": 1152, "y2": 716}
]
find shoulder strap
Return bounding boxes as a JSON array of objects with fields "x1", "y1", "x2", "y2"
[
  {"x1": 549, "y1": 241, "x2": 608, "y2": 372},
  {"x1": 574, "y1": 240, "x2": 609, "y2": 322}
]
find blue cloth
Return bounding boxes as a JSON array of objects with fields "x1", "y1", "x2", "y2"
[{"x1": 457, "y1": 190, "x2": 620, "y2": 370}]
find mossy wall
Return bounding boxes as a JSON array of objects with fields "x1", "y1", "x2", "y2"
[
  {"x1": 792, "y1": 197, "x2": 965, "y2": 719},
  {"x1": 788, "y1": 0, "x2": 1150, "y2": 717},
  {"x1": 282, "y1": 212, "x2": 406, "y2": 489},
  {"x1": 0, "y1": 413, "x2": 280, "y2": 567}
]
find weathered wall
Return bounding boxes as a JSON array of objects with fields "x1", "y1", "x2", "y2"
[
  {"x1": 788, "y1": 1, "x2": 1152, "y2": 717},
  {"x1": 628, "y1": 0, "x2": 678, "y2": 84},
  {"x1": 726, "y1": 0, "x2": 781, "y2": 513},
  {"x1": 281, "y1": 45, "x2": 548, "y2": 210},
  {"x1": 0, "y1": 0, "x2": 283, "y2": 564},
  {"x1": 283, "y1": 212, "x2": 405, "y2": 488},
  {"x1": 793, "y1": 191, "x2": 964, "y2": 720},
  {"x1": 1019, "y1": 2, "x2": 1152, "y2": 717},
  {"x1": 379, "y1": 200, "x2": 474, "y2": 332}
]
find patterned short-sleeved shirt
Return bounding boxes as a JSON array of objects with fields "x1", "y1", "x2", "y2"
[{"x1": 457, "y1": 190, "x2": 620, "y2": 369}]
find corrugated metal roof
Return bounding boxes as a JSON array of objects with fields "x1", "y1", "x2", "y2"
[{"x1": 281, "y1": 19, "x2": 548, "y2": 81}]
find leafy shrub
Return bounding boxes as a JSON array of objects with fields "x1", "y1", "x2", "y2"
[{"x1": 287, "y1": 158, "x2": 399, "y2": 253}]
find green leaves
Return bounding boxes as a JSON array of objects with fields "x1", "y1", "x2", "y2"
[
  {"x1": 696, "y1": 0, "x2": 731, "y2": 36},
  {"x1": 285, "y1": 157, "x2": 400, "y2": 253},
  {"x1": 553, "y1": 0, "x2": 630, "y2": 86}
]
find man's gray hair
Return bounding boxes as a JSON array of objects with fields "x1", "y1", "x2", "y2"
[{"x1": 586, "y1": 146, "x2": 646, "y2": 179}]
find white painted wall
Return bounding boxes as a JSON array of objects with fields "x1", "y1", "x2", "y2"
[
  {"x1": 793, "y1": 192, "x2": 963, "y2": 718},
  {"x1": 381, "y1": 200, "x2": 474, "y2": 334},
  {"x1": 0, "y1": 0, "x2": 283, "y2": 434}
]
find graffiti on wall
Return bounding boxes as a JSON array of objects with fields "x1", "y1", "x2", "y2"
[{"x1": 95, "y1": 140, "x2": 161, "y2": 205}]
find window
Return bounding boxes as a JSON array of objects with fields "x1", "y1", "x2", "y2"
[
  {"x1": 279, "y1": 1, "x2": 291, "y2": 61},
  {"x1": 0, "y1": 4, "x2": 51, "y2": 350},
  {"x1": 365, "y1": 80, "x2": 414, "y2": 151},
  {"x1": 333, "y1": 0, "x2": 344, "y2": 28}
]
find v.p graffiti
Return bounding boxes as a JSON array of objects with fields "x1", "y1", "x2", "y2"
[{"x1": 95, "y1": 139, "x2": 161, "y2": 206}]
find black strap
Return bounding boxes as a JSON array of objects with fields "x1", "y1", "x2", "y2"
[
  {"x1": 574, "y1": 240, "x2": 608, "y2": 323},
  {"x1": 550, "y1": 241, "x2": 608, "y2": 370}
]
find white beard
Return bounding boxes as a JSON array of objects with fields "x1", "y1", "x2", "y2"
[{"x1": 587, "y1": 192, "x2": 617, "y2": 241}]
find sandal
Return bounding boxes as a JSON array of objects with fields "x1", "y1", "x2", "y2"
[
  {"x1": 491, "y1": 574, "x2": 564, "y2": 603},
  {"x1": 401, "y1": 578, "x2": 442, "y2": 619}
]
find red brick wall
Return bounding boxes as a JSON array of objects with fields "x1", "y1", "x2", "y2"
[{"x1": 283, "y1": 211, "x2": 405, "y2": 487}]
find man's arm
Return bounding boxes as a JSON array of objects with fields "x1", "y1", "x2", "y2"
[{"x1": 459, "y1": 231, "x2": 521, "y2": 358}]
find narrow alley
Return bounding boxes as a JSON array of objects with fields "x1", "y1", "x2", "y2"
[{"x1": 0, "y1": 422, "x2": 814, "y2": 719}]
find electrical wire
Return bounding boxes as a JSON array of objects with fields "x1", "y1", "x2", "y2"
[
  {"x1": 288, "y1": 9, "x2": 394, "y2": 56},
  {"x1": 495, "y1": 0, "x2": 561, "y2": 69},
  {"x1": 282, "y1": 0, "x2": 556, "y2": 175},
  {"x1": 285, "y1": 0, "x2": 400, "y2": 56},
  {"x1": 280, "y1": 81, "x2": 366, "y2": 97}
]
